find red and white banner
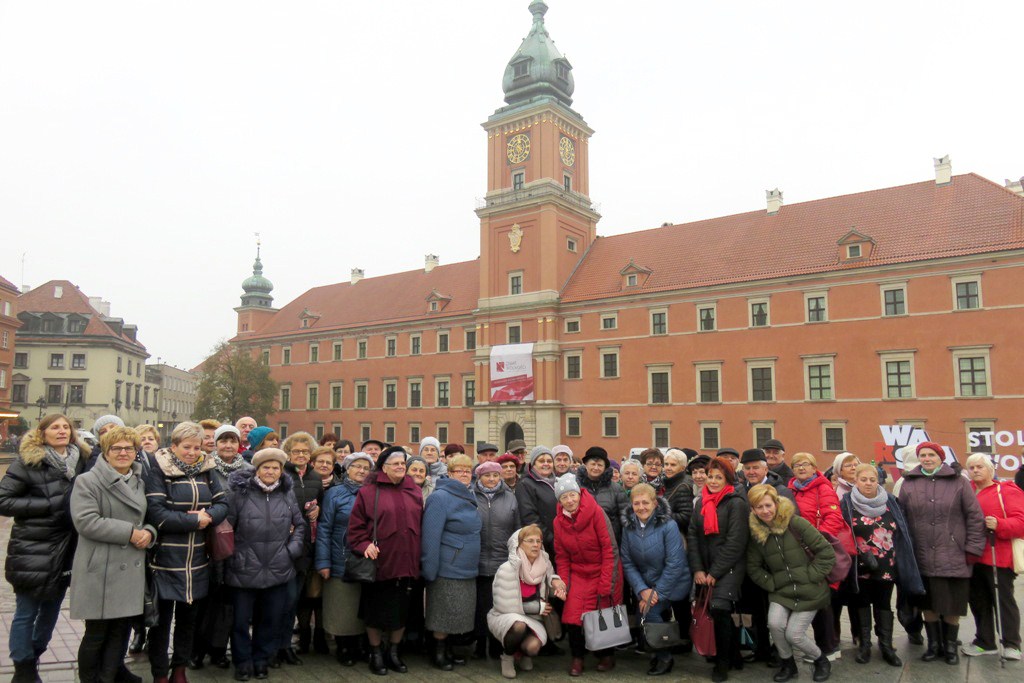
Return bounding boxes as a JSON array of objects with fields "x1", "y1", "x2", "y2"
[{"x1": 489, "y1": 343, "x2": 535, "y2": 402}]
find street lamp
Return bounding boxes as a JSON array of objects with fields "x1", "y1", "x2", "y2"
[
  {"x1": 114, "y1": 379, "x2": 123, "y2": 415},
  {"x1": 35, "y1": 397, "x2": 47, "y2": 422}
]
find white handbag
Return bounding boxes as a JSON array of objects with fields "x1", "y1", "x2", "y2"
[{"x1": 582, "y1": 598, "x2": 631, "y2": 650}]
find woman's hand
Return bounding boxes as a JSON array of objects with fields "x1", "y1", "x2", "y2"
[
  {"x1": 694, "y1": 571, "x2": 716, "y2": 586},
  {"x1": 985, "y1": 515, "x2": 999, "y2": 531},
  {"x1": 364, "y1": 542, "x2": 380, "y2": 560},
  {"x1": 551, "y1": 578, "x2": 567, "y2": 600},
  {"x1": 130, "y1": 529, "x2": 152, "y2": 549},
  {"x1": 319, "y1": 568, "x2": 331, "y2": 580},
  {"x1": 190, "y1": 509, "x2": 213, "y2": 529},
  {"x1": 639, "y1": 588, "x2": 658, "y2": 606},
  {"x1": 540, "y1": 600, "x2": 552, "y2": 616},
  {"x1": 307, "y1": 505, "x2": 320, "y2": 522}
]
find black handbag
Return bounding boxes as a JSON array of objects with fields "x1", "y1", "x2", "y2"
[
  {"x1": 143, "y1": 563, "x2": 160, "y2": 628},
  {"x1": 640, "y1": 593, "x2": 685, "y2": 650},
  {"x1": 343, "y1": 487, "x2": 380, "y2": 583}
]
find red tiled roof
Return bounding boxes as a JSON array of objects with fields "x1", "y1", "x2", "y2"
[
  {"x1": 239, "y1": 260, "x2": 480, "y2": 341},
  {"x1": 561, "y1": 173, "x2": 1024, "y2": 302},
  {"x1": 0, "y1": 275, "x2": 18, "y2": 294},
  {"x1": 17, "y1": 280, "x2": 146, "y2": 348}
]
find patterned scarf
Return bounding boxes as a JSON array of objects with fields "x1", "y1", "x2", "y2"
[
  {"x1": 213, "y1": 454, "x2": 248, "y2": 477},
  {"x1": 701, "y1": 484, "x2": 734, "y2": 535},
  {"x1": 850, "y1": 486, "x2": 889, "y2": 518},
  {"x1": 477, "y1": 479, "x2": 503, "y2": 500},
  {"x1": 171, "y1": 452, "x2": 206, "y2": 479},
  {"x1": 791, "y1": 473, "x2": 819, "y2": 491},
  {"x1": 44, "y1": 444, "x2": 80, "y2": 481},
  {"x1": 255, "y1": 477, "x2": 281, "y2": 493}
]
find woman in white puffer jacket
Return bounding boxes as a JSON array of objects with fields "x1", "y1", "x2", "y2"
[{"x1": 488, "y1": 524, "x2": 567, "y2": 679}]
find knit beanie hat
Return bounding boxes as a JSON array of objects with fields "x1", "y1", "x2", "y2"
[
  {"x1": 554, "y1": 473, "x2": 581, "y2": 500},
  {"x1": 213, "y1": 425, "x2": 241, "y2": 442},
  {"x1": 93, "y1": 415, "x2": 125, "y2": 433},
  {"x1": 915, "y1": 441, "x2": 945, "y2": 458},
  {"x1": 342, "y1": 452, "x2": 375, "y2": 471},
  {"x1": 528, "y1": 445, "x2": 553, "y2": 465},
  {"x1": 247, "y1": 426, "x2": 273, "y2": 450},
  {"x1": 419, "y1": 436, "x2": 441, "y2": 455}
]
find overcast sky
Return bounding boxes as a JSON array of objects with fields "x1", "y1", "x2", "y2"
[{"x1": 1, "y1": 1, "x2": 1021, "y2": 369}]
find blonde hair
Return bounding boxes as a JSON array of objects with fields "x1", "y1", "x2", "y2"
[
  {"x1": 448, "y1": 454, "x2": 474, "y2": 471},
  {"x1": 747, "y1": 483, "x2": 781, "y2": 508},
  {"x1": 312, "y1": 446, "x2": 336, "y2": 464},
  {"x1": 790, "y1": 452, "x2": 817, "y2": 469},
  {"x1": 199, "y1": 419, "x2": 222, "y2": 431},
  {"x1": 171, "y1": 421, "x2": 203, "y2": 445},
  {"x1": 518, "y1": 524, "x2": 543, "y2": 543},
  {"x1": 853, "y1": 463, "x2": 878, "y2": 479},
  {"x1": 664, "y1": 449, "x2": 687, "y2": 468},
  {"x1": 630, "y1": 483, "x2": 657, "y2": 501},
  {"x1": 134, "y1": 424, "x2": 160, "y2": 441},
  {"x1": 101, "y1": 426, "x2": 141, "y2": 453}
]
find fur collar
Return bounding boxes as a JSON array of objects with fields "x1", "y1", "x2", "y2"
[
  {"x1": 577, "y1": 465, "x2": 614, "y2": 490},
  {"x1": 621, "y1": 496, "x2": 671, "y2": 530},
  {"x1": 18, "y1": 430, "x2": 90, "y2": 467},
  {"x1": 749, "y1": 496, "x2": 797, "y2": 544},
  {"x1": 153, "y1": 448, "x2": 217, "y2": 478}
]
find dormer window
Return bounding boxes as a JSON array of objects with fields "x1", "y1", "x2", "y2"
[
  {"x1": 837, "y1": 229, "x2": 875, "y2": 262},
  {"x1": 513, "y1": 61, "x2": 529, "y2": 78},
  {"x1": 430, "y1": 301, "x2": 438, "y2": 312},
  {"x1": 847, "y1": 244, "x2": 861, "y2": 259},
  {"x1": 619, "y1": 259, "x2": 653, "y2": 290},
  {"x1": 426, "y1": 289, "x2": 452, "y2": 313},
  {"x1": 298, "y1": 308, "x2": 321, "y2": 329},
  {"x1": 556, "y1": 62, "x2": 569, "y2": 82},
  {"x1": 626, "y1": 274, "x2": 638, "y2": 287}
]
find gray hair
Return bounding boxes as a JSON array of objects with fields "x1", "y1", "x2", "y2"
[
  {"x1": 965, "y1": 452, "x2": 996, "y2": 474},
  {"x1": 281, "y1": 431, "x2": 317, "y2": 454},
  {"x1": 664, "y1": 449, "x2": 687, "y2": 468},
  {"x1": 620, "y1": 459, "x2": 642, "y2": 475},
  {"x1": 171, "y1": 421, "x2": 203, "y2": 445}
]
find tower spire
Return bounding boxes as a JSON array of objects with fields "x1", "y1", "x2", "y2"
[{"x1": 500, "y1": 0, "x2": 575, "y2": 110}]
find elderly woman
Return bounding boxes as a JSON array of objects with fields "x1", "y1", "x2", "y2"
[
  {"x1": 348, "y1": 446, "x2": 424, "y2": 675},
  {"x1": 473, "y1": 461, "x2": 521, "y2": 660},
  {"x1": 419, "y1": 436, "x2": 448, "y2": 478},
  {"x1": 0, "y1": 414, "x2": 88, "y2": 681},
  {"x1": 406, "y1": 456, "x2": 436, "y2": 502},
  {"x1": 488, "y1": 525, "x2": 567, "y2": 679},
  {"x1": 145, "y1": 421, "x2": 228, "y2": 683},
  {"x1": 686, "y1": 456, "x2": 710, "y2": 498},
  {"x1": 964, "y1": 453, "x2": 1024, "y2": 660},
  {"x1": 620, "y1": 484, "x2": 691, "y2": 676},
  {"x1": 134, "y1": 424, "x2": 160, "y2": 472},
  {"x1": 316, "y1": 452, "x2": 374, "y2": 666},
  {"x1": 554, "y1": 474, "x2": 623, "y2": 676},
  {"x1": 746, "y1": 484, "x2": 835, "y2": 683},
  {"x1": 662, "y1": 449, "x2": 693, "y2": 534},
  {"x1": 312, "y1": 447, "x2": 341, "y2": 490},
  {"x1": 830, "y1": 453, "x2": 860, "y2": 499},
  {"x1": 899, "y1": 441, "x2": 986, "y2": 665},
  {"x1": 839, "y1": 463, "x2": 923, "y2": 667},
  {"x1": 687, "y1": 458, "x2": 748, "y2": 682},
  {"x1": 70, "y1": 427, "x2": 155, "y2": 683},
  {"x1": 497, "y1": 453, "x2": 521, "y2": 491},
  {"x1": 516, "y1": 447, "x2": 559, "y2": 561},
  {"x1": 552, "y1": 446, "x2": 574, "y2": 478},
  {"x1": 619, "y1": 459, "x2": 643, "y2": 495},
  {"x1": 279, "y1": 431, "x2": 324, "y2": 661},
  {"x1": 576, "y1": 447, "x2": 629, "y2": 541},
  {"x1": 224, "y1": 448, "x2": 305, "y2": 681},
  {"x1": 422, "y1": 454, "x2": 482, "y2": 670},
  {"x1": 639, "y1": 449, "x2": 665, "y2": 494}
]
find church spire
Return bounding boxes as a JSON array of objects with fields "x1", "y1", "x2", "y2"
[
  {"x1": 241, "y1": 233, "x2": 274, "y2": 308},
  {"x1": 501, "y1": 1, "x2": 575, "y2": 109}
]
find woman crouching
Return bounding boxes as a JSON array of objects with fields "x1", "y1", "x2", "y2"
[{"x1": 746, "y1": 484, "x2": 835, "y2": 683}]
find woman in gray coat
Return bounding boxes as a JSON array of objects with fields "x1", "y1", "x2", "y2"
[
  {"x1": 70, "y1": 426, "x2": 156, "y2": 683},
  {"x1": 472, "y1": 461, "x2": 520, "y2": 660}
]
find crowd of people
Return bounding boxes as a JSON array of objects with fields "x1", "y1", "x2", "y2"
[{"x1": 1, "y1": 414, "x2": 1023, "y2": 683}]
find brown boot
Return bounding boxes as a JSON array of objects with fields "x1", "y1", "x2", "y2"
[{"x1": 569, "y1": 658, "x2": 584, "y2": 676}]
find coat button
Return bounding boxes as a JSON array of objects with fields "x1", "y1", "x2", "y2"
[
  {"x1": 120, "y1": 563, "x2": 127, "y2": 570},
  {"x1": 135, "y1": 560, "x2": 141, "y2": 567}
]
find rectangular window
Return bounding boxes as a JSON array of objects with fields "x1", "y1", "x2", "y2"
[
  {"x1": 650, "y1": 311, "x2": 667, "y2": 335},
  {"x1": 49, "y1": 353, "x2": 64, "y2": 369},
  {"x1": 701, "y1": 425, "x2": 720, "y2": 450},
  {"x1": 464, "y1": 379, "x2": 476, "y2": 405},
  {"x1": 509, "y1": 273, "x2": 523, "y2": 295},
  {"x1": 282, "y1": 347, "x2": 291, "y2": 365},
  {"x1": 751, "y1": 367, "x2": 774, "y2": 402},
  {"x1": 513, "y1": 171, "x2": 525, "y2": 190},
  {"x1": 310, "y1": 345, "x2": 319, "y2": 363},
  {"x1": 279, "y1": 424, "x2": 289, "y2": 439},
  {"x1": 567, "y1": 414, "x2": 582, "y2": 438},
  {"x1": 332, "y1": 423, "x2": 343, "y2": 439},
  {"x1": 357, "y1": 340, "x2": 367, "y2": 359},
  {"x1": 438, "y1": 332, "x2": 449, "y2": 353},
  {"x1": 755, "y1": 426, "x2": 774, "y2": 448},
  {"x1": 411, "y1": 335, "x2": 421, "y2": 355},
  {"x1": 750, "y1": 301, "x2": 769, "y2": 327},
  {"x1": 280, "y1": 387, "x2": 291, "y2": 411},
  {"x1": 601, "y1": 350, "x2": 619, "y2": 378},
  {"x1": 650, "y1": 371, "x2": 670, "y2": 404},
  {"x1": 958, "y1": 356, "x2": 988, "y2": 397},
  {"x1": 883, "y1": 287, "x2": 906, "y2": 316},
  {"x1": 600, "y1": 314, "x2": 617, "y2": 330},
  {"x1": 386, "y1": 337, "x2": 396, "y2": 357},
  {"x1": 564, "y1": 174, "x2": 572, "y2": 192},
  {"x1": 808, "y1": 364, "x2": 833, "y2": 400},
  {"x1": 885, "y1": 360, "x2": 913, "y2": 398},
  {"x1": 385, "y1": 424, "x2": 396, "y2": 444},
  {"x1": 261, "y1": 349, "x2": 270, "y2": 365},
  {"x1": 71, "y1": 353, "x2": 86, "y2": 369},
  {"x1": 68, "y1": 385, "x2": 84, "y2": 404},
  {"x1": 465, "y1": 425, "x2": 475, "y2": 446},
  {"x1": 602, "y1": 414, "x2": 619, "y2": 438},
  {"x1": 127, "y1": 360, "x2": 132, "y2": 375},
  {"x1": 698, "y1": 368, "x2": 720, "y2": 403},
  {"x1": 117, "y1": 356, "x2": 122, "y2": 373},
  {"x1": 333, "y1": 342, "x2": 343, "y2": 361},
  {"x1": 565, "y1": 354, "x2": 582, "y2": 380},
  {"x1": 436, "y1": 380, "x2": 450, "y2": 407},
  {"x1": 311, "y1": 424, "x2": 324, "y2": 441},
  {"x1": 465, "y1": 330, "x2": 476, "y2": 351},
  {"x1": 824, "y1": 426, "x2": 846, "y2": 452},
  {"x1": 507, "y1": 324, "x2": 521, "y2": 344},
  {"x1": 331, "y1": 384, "x2": 342, "y2": 410},
  {"x1": 847, "y1": 244, "x2": 862, "y2": 259},
  {"x1": 307, "y1": 385, "x2": 319, "y2": 410},
  {"x1": 356, "y1": 383, "x2": 368, "y2": 409},
  {"x1": 13, "y1": 384, "x2": 27, "y2": 403},
  {"x1": 565, "y1": 318, "x2": 580, "y2": 333},
  {"x1": 806, "y1": 295, "x2": 827, "y2": 322},
  {"x1": 567, "y1": 238, "x2": 577, "y2": 253},
  {"x1": 14, "y1": 352, "x2": 27, "y2": 368},
  {"x1": 954, "y1": 279, "x2": 981, "y2": 310},
  {"x1": 384, "y1": 382, "x2": 397, "y2": 409},
  {"x1": 653, "y1": 426, "x2": 670, "y2": 449},
  {"x1": 409, "y1": 381, "x2": 422, "y2": 408},
  {"x1": 626, "y1": 274, "x2": 638, "y2": 287},
  {"x1": 360, "y1": 424, "x2": 371, "y2": 443},
  {"x1": 437, "y1": 424, "x2": 449, "y2": 444},
  {"x1": 47, "y1": 384, "x2": 63, "y2": 404},
  {"x1": 410, "y1": 424, "x2": 421, "y2": 444},
  {"x1": 967, "y1": 423, "x2": 995, "y2": 455}
]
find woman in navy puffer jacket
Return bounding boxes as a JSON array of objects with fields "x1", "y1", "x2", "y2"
[{"x1": 620, "y1": 484, "x2": 692, "y2": 676}]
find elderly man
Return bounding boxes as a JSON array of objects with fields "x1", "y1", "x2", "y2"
[
  {"x1": 476, "y1": 442, "x2": 500, "y2": 465},
  {"x1": 235, "y1": 416, "x2": 258, "y2": 451},
  {"x1": 506, "y1": 439, "x2": 528, "y2": 465},
  {"x1": 762, "y1": 438, "x2": 794, "y2": 483}
]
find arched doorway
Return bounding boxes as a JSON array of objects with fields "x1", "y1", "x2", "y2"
[{"x1": 503, "y1": 422, "x2": 525, "y2": 450}]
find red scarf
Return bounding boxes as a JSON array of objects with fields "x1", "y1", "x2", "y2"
[{"x1": 701, "y1": 485, "x2": 734, "y2": 535}]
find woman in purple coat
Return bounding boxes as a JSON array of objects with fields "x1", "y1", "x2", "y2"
[{"x1": 347, "y1": 446, "x2": 424, "y2": 676}]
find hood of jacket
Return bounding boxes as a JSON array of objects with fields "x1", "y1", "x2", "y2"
[
  {"x1": 228, "y1": 466, "x2": 294, "y2": 495},
  {"x1": 18, "y1": 430, "x2": 90, "y2": 467},
  {"x1": 502, "y1": 526, "x2": 553, "y2": 568},
  {"x1": 153, "y1": 448, "x2": 217, "y2": 477},
  {"x1": 576, "y1": 465, "x2": 614, "y2": 491},
  {"x1": 434, "y1": 475, "x2": 478, "y2": 506},
  {"x1": 749, "y1": 496, "x2": 797, "y2": 544},
  {"x1": 902, "y1": 462, "x2": 957, "y2": 479},
  {"x1": 621, "y1": 496, "x2": 671, "y2": 531}
]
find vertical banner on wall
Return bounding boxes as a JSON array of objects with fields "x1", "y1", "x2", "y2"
[{"x1": 489, "y1": 343, "x2": 535, "y2": 402}]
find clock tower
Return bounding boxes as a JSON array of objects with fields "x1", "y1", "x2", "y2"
[{"x1": 474, "y1": 1, "x2": 600, "y2": 449}]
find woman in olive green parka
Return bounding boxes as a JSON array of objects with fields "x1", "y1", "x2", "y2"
[{"x1": 746, "y1": 485, "x2": 835, "y2": 682}]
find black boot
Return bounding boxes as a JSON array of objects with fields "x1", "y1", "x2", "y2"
[
  {"x1": 855, "y1": 607, "x2": 873, "y2": 663},
  {"x1": 432, "y1": 639, "x2": 453, "y2": 671},
  {"x1": 711, "y1": 658, "x2": 730, "y2": 682},
  {"x1": 336, "y1": 636, "x2": 357, "y2": 667},
  {"x1": 129, "y1": 628, "x2": 147, "y2": 654},
  {"x1": 812, "y1": 654, "x2": 831, "y2": 682},
  {"x1": 648, "y1": 654, "x2": 674, "y2": 676},
  {"x1": 368, "y1": 644, "x2": 387, "y2": 676},
  {"x1": 297, "y1": 626, "x2": 312, "y2": 654},
  {"x1": 114, "y1": 665, "x2": 143, "y2": 683},
  {"x1": 921, "y1": 621, "x2": 942, "y2": 662},
  {"x1": 772, "y1": 657, "x2": 798, "y2": 682},
  {"x1": 386, "y1": 642, "x2": 408, "y2": 673},
  {"x1": 445, "y1": 639, "x2": 466, "y2": 666},
  {"x1": 874, "y1": 608, "x2": 902, "y2": 667},
  {"x1": 941, "y1": 623, "x2": 959, "y2": 665},
  {"x1": 899, "y1": 605, "x2": 923, "y2": 645},
  {"x1": 313, "y1": 627, "x2": 330, "y2": 655},
  {"x1": 12, "y1": 659, "x2": 41, "y2": 683}
]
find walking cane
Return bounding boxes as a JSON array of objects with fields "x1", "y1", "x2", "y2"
[{"x1": 991, "y1": 531, "x2": 1006, "y2": 668}]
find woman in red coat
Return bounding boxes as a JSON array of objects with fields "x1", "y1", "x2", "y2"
[
  {"x1": 964, "y1": 453, "x2": 1024, "y2": 659},
  {"x1": 553, "y1": 473, "x2": 623, "y2": 676},
  {"x1": 347, "y1": 446, "x2": 424, "y2": 675}
]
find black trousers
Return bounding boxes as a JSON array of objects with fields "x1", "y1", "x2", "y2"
[
  {"x1": 854, "y1": 579, "x2": 894, "y2": 610},
  {"x1": 474, "y1": 575, "x2": 501, "y2": 655},
  {"x1": 811, "y1": 604, "x2": 837, "y2": 653},
  {"x1": 738, "y1": 578, "x2": 771, "y2": 658},
  {"x1": 566, "y1": 624, "x2": 613, "y2": 659},
  {"x1": 969, "y1": 564, "x2": 1022, "y2": 649},
  {"x1": 148, "y1": 599, "x2": 199, "y2": 677},
  {"x1": 78, "y1": 617, "x2": 133, "y2": 683}
]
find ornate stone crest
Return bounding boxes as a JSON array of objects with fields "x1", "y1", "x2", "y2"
[{"x1": 509, "y1": 223, "x2": 523, "y2": 253}]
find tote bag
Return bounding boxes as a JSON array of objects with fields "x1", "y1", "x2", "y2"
[
  {"x1": 690, "y1": 586, "x2": 716, "y2": 657},
  {"x1": 582, "y1": 597, "x2": 631, "y2": 650},
  {"x1": 996, "y1": 485, "x2": 1024, "y2": 573},
  {"x1": 344, "y1": 487, "x2": 380, "y2": 583}
]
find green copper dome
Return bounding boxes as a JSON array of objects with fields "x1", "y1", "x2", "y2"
[
  {"x1": 242, "y1": 255, "x2": 273, "y2": 295},
  {"x1": 502, "y1": 1, "x2": 575, "y2": 108}
]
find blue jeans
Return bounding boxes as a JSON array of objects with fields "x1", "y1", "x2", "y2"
[
  {"x1": 278, "y1": 571, "x2": 304, "y2": 650},
  {"x1": 10, "y1": 590, "x2": 65, "y2": 663},
  {"x1": 233, "y1": 583, "x2": 289, "y2": 668}
]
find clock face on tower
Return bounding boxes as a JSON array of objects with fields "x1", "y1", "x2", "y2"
[
  {"x1": 559, "y1": 136, "x2": 576, "y2": 166},
  {"x1": 506, "y1": 134, "x2": 531, "y2": 164}
]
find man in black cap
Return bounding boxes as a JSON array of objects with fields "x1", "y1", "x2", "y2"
[
  {"x1": 361, "y1": 439, "x2": 388, "y2": 460},
  {"x1": 715, "y1": 447, "x2": 740, "y2": 472},
  {"x1": 762, "y1": 439, "x2": 794, "y2": 483},
  {"x1": 476, "y1": 442, "x2": 500, "y2": 465},
  {"x1": 737, "y1": 448, "x2": 796, "y2": 505}
]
